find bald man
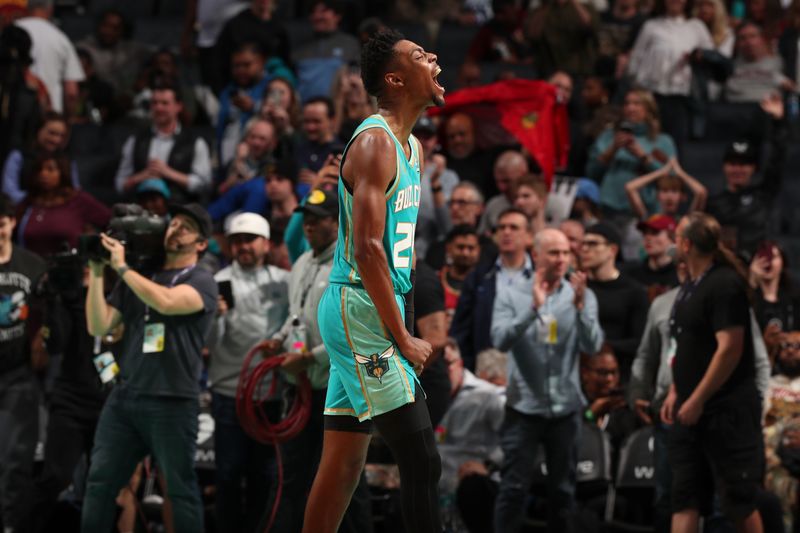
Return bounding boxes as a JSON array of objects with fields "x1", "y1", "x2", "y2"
[
  {"x1": 478, "y1": 150, "x2": 530, "y2": 235},
  {"x1": 444, "y1": 112, "x2": 497, "y2": 196},
  {"x1": 491, "y1": 228, "x2": 604, "y2": 532}
]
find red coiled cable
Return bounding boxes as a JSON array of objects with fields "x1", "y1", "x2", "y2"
[{"x1": 235, "y1": 340, "x2": 313, "y2": 532}]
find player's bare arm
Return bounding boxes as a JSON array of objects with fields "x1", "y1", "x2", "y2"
[{"x1": 345, "y1": 129, "x2": 432, "y2": 367}]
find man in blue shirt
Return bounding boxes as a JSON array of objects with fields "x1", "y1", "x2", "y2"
[{"x1": 492, "y1": 228, "x2": 604, "y2": 532}]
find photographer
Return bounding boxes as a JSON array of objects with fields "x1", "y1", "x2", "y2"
[
  {"x1": 27, "y1": 258, "x2": 109, "y2": 533},
  {"x1": 81, "y1": 203, "x2": 218, "y2": 533}
]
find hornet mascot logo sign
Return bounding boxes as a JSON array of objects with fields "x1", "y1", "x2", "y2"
[{"x1": 354, "y1": 346, "x2": 395, "y2": 383}]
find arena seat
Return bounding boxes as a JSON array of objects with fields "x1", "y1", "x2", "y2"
[
  {"x1": 525, "y1": 422, "x2": 613, "y2": 527},
  {"x1": 59, "y1": 13, "x2": 94, "y2": 41},
  {"x1": 133, "y1": 17, "x2": 183, "y2": 49},
  {"x1": 76, "y1": 154, "x2": 122, "y2": 206},
  {"x1": 434, "y1": 23, "x2": 478, "y2": 71},
  {"x1": 286, "y1": 18, "x2": 315, "y2": 50},
  {"x1": 603, "y1": 425, "x2": 656, "y2": 529},
  {"x1": 678, "y1": 140, "x2": 727, "y2": 193},
  {"x1": 703, "y1": 101, "x2": 767, "y2": 142},
  {"x1": 88, "y1": 0, "x2": 157, "y2": 18},
  {"x1": 478, "y1": 62, "x2": 537, "y2": 84},
  {"x1": 394, "y1": 22, "x2": 432, "y2": 50}
]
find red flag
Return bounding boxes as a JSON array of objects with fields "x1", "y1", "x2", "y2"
[{"x1": 428, "y1": 79, "x2": 569, "y2": 185}]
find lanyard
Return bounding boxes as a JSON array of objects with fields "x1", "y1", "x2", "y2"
[
  {"x1": 298, "y1": 261, "x2": 321, "y2": 311},
  {"x1": 144, "y1": 265, "x2": 196, "y2": 322},
  {"x1": 669, "y1": 264, "x2": 712, "y2": 338}
]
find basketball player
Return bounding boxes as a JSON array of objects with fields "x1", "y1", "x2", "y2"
[{"x1": 302, "y1": 29, "x2": 446, "y2": 533}]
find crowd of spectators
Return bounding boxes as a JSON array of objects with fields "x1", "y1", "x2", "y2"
[{"x1": 0, "y1": 0, "x2": 800, "y2": 531}]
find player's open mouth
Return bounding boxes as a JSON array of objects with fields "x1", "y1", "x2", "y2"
[{"x1": 433, "y1": 66, "x2": 444, "y2": 91}]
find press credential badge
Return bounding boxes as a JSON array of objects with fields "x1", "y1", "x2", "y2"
[{"x1": 143, "y1": 323, "x2": 165, "y2": 353}]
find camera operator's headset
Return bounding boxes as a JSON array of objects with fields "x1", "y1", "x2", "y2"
[{"x1": 236, "y1": 341, "x2": 312, "y2": 532}]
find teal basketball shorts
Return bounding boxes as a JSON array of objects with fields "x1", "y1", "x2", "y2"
[{"x1": 317, "y1": 284, "x2": 418, "y2": 421}]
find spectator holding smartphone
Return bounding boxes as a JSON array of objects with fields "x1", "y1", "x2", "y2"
[
  {"x1": 259, "y1": 77, "x2": 302, "y2": 143},
  {"x1": 217, "y1": 117, "x2": 278, "y2": 196},
  {"x1": 587, "y1": 89, "x2": 676, "y2": 259},
  {"x1": 750, "y1": 240, "x2": 800, "y2": 361},
  {"x1": 580, "y1": 344, "x2": 639, "y2": 453},
  {"x1": 207, "y1": 212, "x2": 290, "y2": 533},
  {"x1": 217, "y1": 42, "x2": 269, "y2": 168}
]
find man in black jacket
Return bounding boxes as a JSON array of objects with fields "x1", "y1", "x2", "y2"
[
  {"x1": 450, "y1": 208, "x2": 531, "y2": 371},
  {"x1": 706, "y1": 94, "x2": 787, "y2": 260}
]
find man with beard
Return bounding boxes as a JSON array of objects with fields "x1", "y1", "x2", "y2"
[
  {"x1": 661, "y1": 212, "x2": 764, "y2": 533},
  {"x1": 82, "y1": 203, "x2": 218, "y2": 532},
  {"x1": 439, "y1": 224, "x2": 481, "y2": 330},
  {"x1": 207, "y1": 212, "x2": 290, "y2": 532}
]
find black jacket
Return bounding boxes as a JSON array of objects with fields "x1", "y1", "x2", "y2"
[
  {"x1": 449, "y1": 253, "x2": 527, "y2": 371},
  {"x1": 706, "y1": 117, "x2": 788, "y2": 258}
]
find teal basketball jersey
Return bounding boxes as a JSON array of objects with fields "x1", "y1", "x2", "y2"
[{"x1": 329, "y1": 114, "x2": 421, "y2": 295}]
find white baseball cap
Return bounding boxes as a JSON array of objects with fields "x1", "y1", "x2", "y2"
[{"x1": 226, "y1": 212, "x2": 271, "y2": 240}]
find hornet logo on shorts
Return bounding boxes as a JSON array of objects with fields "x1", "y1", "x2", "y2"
[{"x1": 354, "y1": 346, "x2": 394, "y2": 383}]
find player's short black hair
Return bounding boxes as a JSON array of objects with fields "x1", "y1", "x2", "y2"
[{"x1": 360, "y1": 28, "x2": 405, "y2": 99}]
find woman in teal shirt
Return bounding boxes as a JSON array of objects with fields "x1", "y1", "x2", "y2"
[{"x1": 587, "y1": 88, "x2": 677, "y2": 216}]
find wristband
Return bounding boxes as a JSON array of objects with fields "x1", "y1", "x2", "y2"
[
  {"x1": 117, "y1": 264, "x2": 131, "y2": 278},
  {"x1": 584, "y1": 408, "x2": 595, "y2": 422}
]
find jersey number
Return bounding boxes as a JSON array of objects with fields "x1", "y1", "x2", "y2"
[{"x1": 392, "y1": 222, "x2": 416, "y2": 269}]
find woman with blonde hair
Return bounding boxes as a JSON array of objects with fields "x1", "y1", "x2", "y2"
[
  {"x1": 587, "y1": 88, "x2": 677, "y2": 259},
  {"x1": 694, "y1": 0, "x2": 735, "y2": 56}
]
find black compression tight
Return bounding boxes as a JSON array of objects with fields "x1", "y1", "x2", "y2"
[{"x1": 372, "y1": 390, "x2": 442, "y2": 533}]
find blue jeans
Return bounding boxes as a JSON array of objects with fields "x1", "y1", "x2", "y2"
[
  {"x1": 81, "y1": 386, "x2": 202, "y2": 533},
  {"x1": 211, "y1": 391, "x2": 279, "y2": 533},
  {"x1": 494, "y1": 408, "x2": 581, "y2": 533}
]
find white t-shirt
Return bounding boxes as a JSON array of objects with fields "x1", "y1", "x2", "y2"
[
  {"x1": 196, "y1": 0, "x2": 249, "y2": 48},
  {"x1": 16, "y1": 17, "x2": 85, "y2": 112},
  {"x1": 627, "y1": 16, "x2": 714, "y2": 96}
]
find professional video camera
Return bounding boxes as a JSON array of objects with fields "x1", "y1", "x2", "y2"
[
  {"x1": 45, "y1": 205, "x2": 167, "y2": 297},
  {"x1": 79, "y1": 204, "x2": 167, "y2": 272}
]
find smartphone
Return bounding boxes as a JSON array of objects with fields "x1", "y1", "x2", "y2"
[
  {"x1": 756, "y1": 241, "x2": 775, "y2": 263},
  {"x1": 218, "y1": 280, "x2": 234, "y2": 309},
  {"x1": 617, "y1": 121, "x2": 635, "y2": 134},
  {"x1": 347, "y1": 60, "x2": 361, "y2": 76},
  {"x1": 267, "y1": 88, "x2": 282, "y2": 106}
]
